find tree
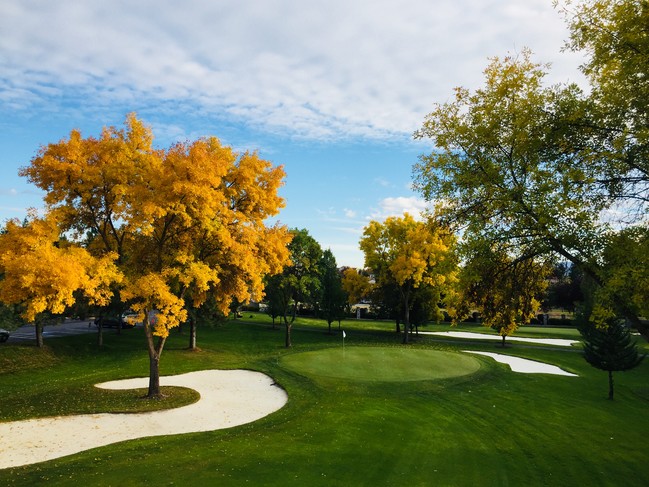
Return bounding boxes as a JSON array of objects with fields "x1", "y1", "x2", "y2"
[
  {"x1": 580, "y1": 319, "x2": 645, "y2": 399},
  {"x1": 19, "y1": 114, "x2": 290, "y2": 395},
  {"x1": 591, "y1": 227, "x2": 649, "y2": 326},
  {"x1": 341, "y1": 267, "x2": 371, "y2": 317},
  {"x1": 318, "y1": 249, "x2": 346, "y2": 334},
  {"x1": 450, "y1": 240, "x2": 551, "y2": 346},
  {"x1": 545, "y1": 262, "x2": 584, "y2": 313},
  {"x1": 359, "y1": 214, "x2": 456, "y2": 344},
  {"x1": 413, "y1": 49, "x2": 649, "y2": 339},
  {"x1": 0, "y1": 214, "x2": 121, "y2": 347},
  {"x1": 559, "y1": 0, "x2": 649, "y2": 219},
  {"x1": 263, "y1": 229, "x2": 322, "y2": 347}
]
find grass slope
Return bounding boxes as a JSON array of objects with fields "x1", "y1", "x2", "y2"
[{"x1": 0, "y1": 313, "x2": 647, "y2": 486}]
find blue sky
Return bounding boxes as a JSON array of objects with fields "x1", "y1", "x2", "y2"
[{"x1": 0, "y1": 0, "x2": 585, "y2": 268}]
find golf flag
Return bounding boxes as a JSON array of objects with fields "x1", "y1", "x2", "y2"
[{"x1": 342, "y1": 330, "x2": 346, "y2": 338}]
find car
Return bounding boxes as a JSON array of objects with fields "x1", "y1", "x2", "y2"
[
  {"x1": 0, "y1": 328, "x2": 9, "y2": 342},
  {"x1": 94, "y1": 316, "x2": 135, "y2": 329}
]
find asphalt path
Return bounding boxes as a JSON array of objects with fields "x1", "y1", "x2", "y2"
[{"x1": 7, "y1": 319, "x2": 100, "y2": 343}]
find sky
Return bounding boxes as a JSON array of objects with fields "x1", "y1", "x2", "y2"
[{"x1": 0, "y1": 0, "x2": 586, "y2": 268}]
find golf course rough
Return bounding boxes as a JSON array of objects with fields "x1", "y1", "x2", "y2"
[{"x1": 280, "y1": 347, "x2": 482, "y2": 381}]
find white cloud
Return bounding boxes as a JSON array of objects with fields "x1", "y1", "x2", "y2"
[
  {"x1": 369, "y1": 196, "x2": 432, "y2": 221},
  {"x1": 0, "y1": 0, "x2": 586, "y2": 141},
  {"x1": 344, "y1": 208, "x2": 357, "y2": 218}
]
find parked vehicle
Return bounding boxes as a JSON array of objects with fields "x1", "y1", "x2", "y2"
[
  {"x1": 94, "y1": 316, "x2": 135, "y2": 329},
  {"x1": 0, "y1": 328, "x2": 9, "y2": 342}
]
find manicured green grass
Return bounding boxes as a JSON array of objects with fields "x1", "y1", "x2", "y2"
[
  {"x1": 282, "y1": 347, "x2": 482, "y2": 381},
  {"x1": 0, "y1": 315, "x2": 647, "y2": 486}
]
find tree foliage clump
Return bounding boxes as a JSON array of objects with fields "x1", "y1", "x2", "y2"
[
  {"x1": 414, "y1": 0, "x2": 649, "y2": 338},
  {"x1": 359, "y1": 213, "x2": 457, "y2": 343},
  {"x1": 13, "y1": 114, "x2": 291, "y2": 394},
  {"x1": 263, "y1": 228, "x2": 322, "y2": 347},
  {"x1": 450, "y1": 240, "x2": 551, "y2": 346}
]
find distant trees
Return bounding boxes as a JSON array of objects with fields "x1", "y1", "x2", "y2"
[
  {"x1": 15, "y1": 114, "x2": 291, "y2": 395},
  {"x1": 359, "y1": 214, "x2": 457, "y2": 343}
]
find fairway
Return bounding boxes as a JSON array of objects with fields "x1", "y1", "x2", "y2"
[{"x1": 281, "y1": 346, "x2": 482, "y2": 381}]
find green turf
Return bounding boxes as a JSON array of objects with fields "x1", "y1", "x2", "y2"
[
  {"x1": 281, "y1": 346, "x2": 482, "y2": 381},
  {"x1": 0, "y1": 314, "x2": 647, "y2": 486}
]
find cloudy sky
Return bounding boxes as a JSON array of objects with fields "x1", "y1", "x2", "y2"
[{"x1": 0, "y1": 0, "x2": 585, "y2": 267}]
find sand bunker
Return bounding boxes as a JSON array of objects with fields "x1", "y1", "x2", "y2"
[
  {"x1": 464, "y1": 351, "x2": 578, "y2": 377},
  {"x1": 421, "y1": 331, "x2": 579, "y2": 347},
  {"x1": 0, "y1": 369, "x2": 287, "y2": 469}
]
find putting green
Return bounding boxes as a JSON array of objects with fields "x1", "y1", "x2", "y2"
[{"x1": 280, "y1": 347, "x2": 482, "y2": 382}]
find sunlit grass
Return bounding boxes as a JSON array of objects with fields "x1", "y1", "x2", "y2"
[{"x1": 0, "y1": 315, "x2": 647, "y2": 486}]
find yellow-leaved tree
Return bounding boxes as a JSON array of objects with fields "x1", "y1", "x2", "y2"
[
  {"x1": 359, "y1": 213, "x2": 457, "y2": 344},
  {"x1": 0, "y1": 213, "x2": 122, "y2": 347},
  {"x1": 20, "y1": 114, "x2": 291, "y2": 396},
  {"x1": 448, "y1": 239, "x2": 551, "y2": 347}
]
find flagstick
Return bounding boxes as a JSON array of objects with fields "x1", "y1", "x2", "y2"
[{"x1": 342, "y1": 330, "x2": 346, "y2": 357}]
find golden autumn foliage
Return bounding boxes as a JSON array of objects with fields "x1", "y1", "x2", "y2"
[
  {"x1": 19, "y1": 114, "x2": 291, "y2": 395},
  {"x1": 360, "y1": 213, "x2": 457, "y2": 343},
  {"x1": 0, "y1": 214, "x2": 122, "y2": 324}
]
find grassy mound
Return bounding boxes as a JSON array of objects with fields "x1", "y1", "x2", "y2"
[{"x1": 281, "y1": 346, "x2": 482, "y2": 381}]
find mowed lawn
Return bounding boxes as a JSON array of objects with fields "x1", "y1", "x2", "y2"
[{"x1": 0, "y1": 314, "x2": 647, "y2": 486}]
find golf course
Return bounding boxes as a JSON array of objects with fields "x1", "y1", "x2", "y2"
[{"x1": 0, "y1": 314, "x2": 647, "y2": 486}]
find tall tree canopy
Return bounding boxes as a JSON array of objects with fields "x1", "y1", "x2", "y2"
[
  {"x1": 413, "y1": 43, "x2": 648, "y2": 338},
  {"x1": 359, "y1": 214, "x2": 456, "y2": 343},
  {"x1": 560, "y1": 0, "x2": 649, "y2": 217},
  {"x1": 19, "y1": 114, "x2": 291, "y2": 394}
]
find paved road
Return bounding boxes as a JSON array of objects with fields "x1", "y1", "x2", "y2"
[{"x1": 7, "y1": 319, "x2": 99, "y2": 343}]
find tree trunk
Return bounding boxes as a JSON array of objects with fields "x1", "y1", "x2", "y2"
[
  {"x1": 608, "y1": 370, "x2": 614, "y2": 400},
  {"x1": 189, "y1": 317, "x2": 196, "y2": 350},
  {"x1": 395, "y1": 320, "x2": 401, "y2": 333},
  {"x1": 328, "y1": 320, "x2": 332, "y2": 335},
  {"x1": 97, "y1": 323, "x2": 103, "y2": 347},
  {"x1": 402, "y1": 298, "x2": 410, "y2": 344},
  {"x1": 144, "y1": 313, "x2": 167, "y2": 398},
  {"x1": 285, "y1": 321, "x2": 292, "y2": 348},
  {"x1": 35, "y1": 322, "x2": 44, "y2": 348},
  {"x1": 501, "y1": 335, "x2": 507, "y2": 348}
]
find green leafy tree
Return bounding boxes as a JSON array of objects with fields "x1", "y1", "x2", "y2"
[
  {"x1": 318, "y1": 249, "x2": 346, "y2": 334},
  {"x1": 589, "y1": 228, "x2": 649, "y2": 327},
  {"x1": 413, "y1": 49, "x2": 649, "y2": 339},
  {"x1": 559, "y1": 0, "x2": 649, "y2": 216},
  {"x1": 580, "y1": 319, "x2": 645, "y2": 399},
  {"x1": 266, "y1": 229, "x2": 322, "y2": 347}
]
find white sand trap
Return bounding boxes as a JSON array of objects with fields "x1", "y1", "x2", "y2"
[
  {"x1": 421, "y1": 331, "x2": 579, "y2": 347},
  {"x1": 0, "y1": 369, "x2": 287, "y2": 469},
  {"x1": 464, "y1": 351, "x2": 578, "y2": 377}
]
